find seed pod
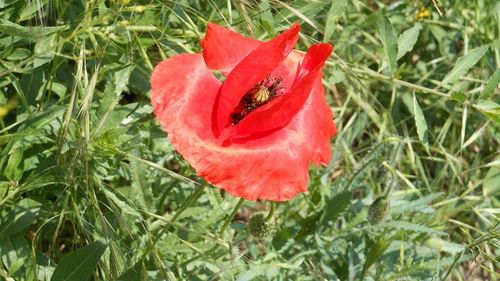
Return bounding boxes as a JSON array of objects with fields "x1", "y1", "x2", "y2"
[
  {"x1": 368, "y1": 196, "x2": 389, "y2": 224},
  {"x1": 248, "y1": 213, "x2": 272, "y2": 238},
  {"x1": 251, "y1": 87, "x2": 271, "y2": 105}
]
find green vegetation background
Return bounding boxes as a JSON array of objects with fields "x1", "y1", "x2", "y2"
[{"x1": 0, "y1": 0, "x2": 499, "y2": 280}]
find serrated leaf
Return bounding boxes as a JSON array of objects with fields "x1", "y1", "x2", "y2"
[
  {"x1": 362, "y1": 235, "x2": 393, "y2": 278},
  {"x1": 321, "y1": 191, "x2": 352, "y2": 225},
  {"x1": 391, "y1": 193, "x2": 441, "y2": 214},
  {"x1": 479, "y1": 68, "x2": 500, "y2": 100},
  {"x1": 379, "y1": 16, "x2": 398, "y2": 74},
  {"x1": 324, "y1": 0, "x2": 348, "y2": 43},
  {"x1": 295, "y1": 191, "x2": 352, "y2": 240},
  {"x1": 103, "y1": 189, "x2": 142, "y2": 219},
  {"x1": 376, "y1": 221, "x2": 447, "y2": 236},
  {"x1": 413, "y1": 93, "x2": 429, "y2": 151},
  {"x1": 51, "y1": 241, "x2": 107, "y2": 281},
  {"x1": 93, "y1": 65, "x2": 133, "y2": 135},
  {"x1": 397, "y1": 24, "x2": 422, "y2": 59},
  {"x1": 294, "y1": 213, "x2": 320, "y2": 240},
  {"x1": 442, "y1": 45, "x2": 489, "y2": 84},
  {"x1": 0, "y1": 19, "x2": 66, "y2": 39}
]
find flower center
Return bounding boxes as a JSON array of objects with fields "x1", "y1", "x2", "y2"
[{"x1": 231, "y1": 76, "x2": 285, "y2": 125}]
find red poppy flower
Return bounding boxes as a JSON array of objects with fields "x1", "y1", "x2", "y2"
[{"x1": 151, "y1": 23, "x2": 336, "y2": 201}]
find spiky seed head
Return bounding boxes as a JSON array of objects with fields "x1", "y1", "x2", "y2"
[
  {"x1": 248, "y1": 213, "x2": 272, "y2": 238},
  {"x1": 368, "y1": 196, "x2": 390, "y2": 224}
]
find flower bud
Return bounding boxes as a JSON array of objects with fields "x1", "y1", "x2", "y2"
[
  {"x1": 368, "y1": 196, "x2": 389, "y2": 224},
  {"x1": 248, "y1": 213, "x2": 272, "y2": 238}
]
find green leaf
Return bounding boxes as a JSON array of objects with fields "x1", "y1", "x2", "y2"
[
  {"x1": 0, "y1": 19, "x2": 66, "y2": 39},
  {"x1": 320, "y1": 191, "x2": 352, "y2": 225},
  {"x1": 43, "y1": 81, "x2": 67, "y2": 99},
  {"x1": 425, "y1": 238, "x2": 465, "y2": 254},
  {"x1": 451, "y1": 92, "x2": 467, "y2": 104},
  {"x1": 391, "y1": 193, "x2": 441, "y2": 214},
  {"x1": 94, "y1": 65, "x2": 133, "y2": 135},
  {"x1": 376, "y1": 221, "x2": 447, "y2": 236},
  {"x1": 51, "y1": 241, "x2": 107, "y2": 281},
  {"x1": 324, "y1": 0, "x2": 348, "y2": 43},
  {"x1": 295, "y1": 191, "x2": 352, "y2": 240},
  {"x1": 379, "y1": 16, "x2": 398, "y2": 74},
  {"x1": 294, "y1": 213, "x2": 320, "y2": 240},
  {"x1": 117, "y1": 261, "x2": 144, "y2": 281},
  {"x1": 259, "y1": 0, "x2": 275, "y2": 36},
  {"x1": 362, "y1": 235, "x2": 392, "y2": 278},
  {"x1": 19, "y1": 0, "x2": 49, "y2": 21},
  {"x1": 475, "y1": 100, "x2": 500, "y2": 123},
  {"x1": 34, "y1": 33, "x2": 58, "y2": 68},
  {"x1": 413, "y1": 93, "x2": 429, "y2": 151},
  {"x1": 8, "y1": 257, "x2": 24, "y2": 275},
  {"x1": 0, "y1": 182, "x2": 7, "y2": 198},
  {"x1": 442, "y1": 45, "x2": 489, "y2": 84},
  {"x1": 483, "y1": 164, "x2": 500, "y2": 196},
  {"x1": 328, "y1": 69, "x2": 346, "y2": 84},
  {"x1": 478, "y1": 69, "x2": 500, "y2": 100},
  {"x1": 4, "y1": 148, "x2": 24, "y2": 181},
  {"x1": 6, "y1": 48, "x2": 31, "y2": 61},
  {"x1": 397, "y1": 24, "x2": 422, "y2": 59},
  {"x1": 0, "y1": 198, "x2": 41, "y2": 239},
  {"x1": 103, "y1": 188, "x2": 142, "y2": 219},
  {"x1": 0, "y1": 235, "x2": 36, "y2": 280}
]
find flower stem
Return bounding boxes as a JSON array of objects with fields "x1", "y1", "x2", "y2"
[
  {"x1": 144, "y1": 184, "x2": 206, "y2": 263},
  {"x1": 219, "y1": 198, "x2": 245, "y2": 236},
  {"x1": 181, "y1": 197, "x2": 245, "y2": 267},
  {"x1": 265, "y1": 202, "x2": 276, "y2": 222},
  {"x1": 169, "y1": 185, "x2": 206, "y2": 227},
  {"x1": 151, "y1": 184, "x2": 205, "y2": 234}
]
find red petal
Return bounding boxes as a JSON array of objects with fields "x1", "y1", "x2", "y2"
[
  {"x1": 231, "y1": 43, "x2": 333, "y2": 138},
  {"x1": 151, "y1": 53, "x2": 335, "y2": 201},
  {"x1": 213, "y1": 24, "x2": 300, "y2": 136},
  {"x1": 151, "y1": 54, "x2": 222, "y2": 142},
  {"x1": 201, "y1": 23, "x2": 261, "y2": 75},
  {"x1": 300, "y1": 79, "x2": 337, "y2": 165}
]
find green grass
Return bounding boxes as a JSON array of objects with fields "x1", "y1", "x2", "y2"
[{"x1": 0, "y1": 0, "x2": 499, "y2": 280}]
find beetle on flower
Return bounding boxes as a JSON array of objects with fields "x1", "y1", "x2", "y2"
[{"x1": 151, "y1": 23, "x2": 336, "y2": 201}]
